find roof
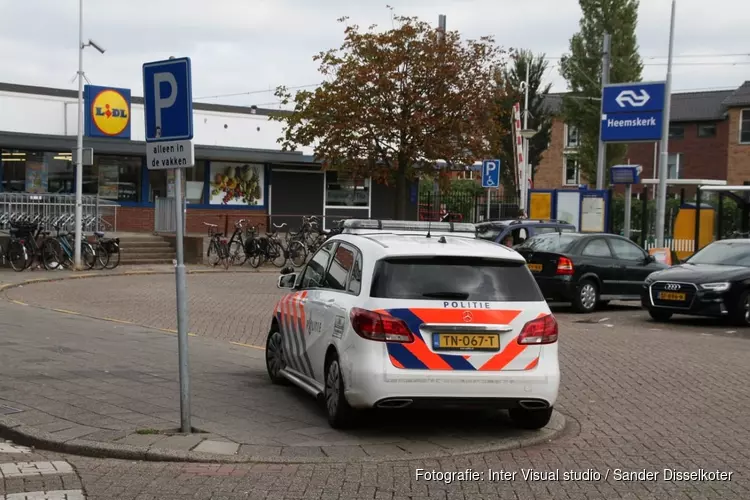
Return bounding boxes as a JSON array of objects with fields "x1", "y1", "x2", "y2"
[
  {"x1": 542, "y1": 81, "x2": 750, "y2": 123},
  {"x1": 477, "y1": 219, "x2": 575, "y2": 227},
  {"x1": 338, "y1": 233, "x2": 526, "y2": 262},
  {"x1": 0, "y1": 82, "x2": 290, "y2": 118},
  {"x1": 722, "y1": 81, "x2": 750, "y2": 108}
]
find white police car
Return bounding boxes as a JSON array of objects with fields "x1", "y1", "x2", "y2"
[{"x1": 267, "y1": 219, "x2": 560, "y2": 429}]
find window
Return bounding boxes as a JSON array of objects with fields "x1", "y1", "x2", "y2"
[
  {"x1": 96, "y1": 155, "x2": 142, "y2": 202},
  {"x1": 687, "y1": 241, "x2": 750, "y2": 266},
  {"x1": 301, "y1": 242, "x2": 335, "y2": 289},
  {"x1": 582, "y1": 239, "x2": 612, "y2": 258},
  {"x1": 697, "y1": 123, "x2": 716, "y2": 138},
  {"x1": 476, "y1": 225, "x2": 505, "y2": 242},
  {"x1": 669, "y1": 126, "x2": 684, "y2": 140},
  {"x1": 326, "y1": 243, "x2": 355, "y2": 291},
  {"x1": 565, "y1": 124, "x2": 580, "y2": 148},
  {"x1": 370, "y1": 256, "x2": 543, "y2": 302},
  {"x1": 325, "y1": 171, "x2": 369, "y2": 207},
  {"x1": 347, "y1": 252, "x2": 362, "y2": 295},
  {"x1": 608, "y1": 237, "x2": 646, "y2": 261},
  {"x1": 564, "y1": 156, "x2": 579, "y2": 185},
  {"x1": 2, "y1": 149, "x2": 101, "y2": 196},
  {"x1": 741, "y1": 110, "x2": 750, "y2": 144},
  {"x1": 668, "y1": 153, "x2": 682, "y2": 179},
  {"x1": 517, "y1": 233, "x2": 582, "y2": 253}
]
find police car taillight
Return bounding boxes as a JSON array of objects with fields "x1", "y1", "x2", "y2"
[
  {"x1": 517, "y1": 314, "x2": 558, "y2": 345},
  {"x1": 350, "y1": 308, "x2": 414, "y2": 343}
]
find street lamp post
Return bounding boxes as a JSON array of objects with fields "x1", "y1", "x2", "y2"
[{"x1": 74, "y1": 0, "x2": 104, "y2": 270}]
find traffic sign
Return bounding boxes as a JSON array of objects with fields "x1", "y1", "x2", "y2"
[
  {"x1": 601, "y1": 111, "x2": 663, "y2": 142},
  {"x1": 610, "y1": 165, "x2": 642, "y2": 185},
  {"x1": 482, "y1": 159, "x2": 500, "y2": 188},
  {"x1": 143, "y1": 57, "x2": 194, "y2": 142},
  {"x1": 602, "y1": 82, "x2": 666, "y2": 114}
]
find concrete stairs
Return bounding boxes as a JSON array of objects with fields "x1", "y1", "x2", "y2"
[{"x1": 117, "y1": 234, "x2": 176, "y2": 265}]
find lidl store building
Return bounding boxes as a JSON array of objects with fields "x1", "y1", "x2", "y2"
[{"x1": 0, "y1": 82, "x2": 416, "y2": 233}]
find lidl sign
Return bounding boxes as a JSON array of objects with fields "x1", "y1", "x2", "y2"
[{"x1": 84, "y1": 85, "x2": 131, "y2": 139}]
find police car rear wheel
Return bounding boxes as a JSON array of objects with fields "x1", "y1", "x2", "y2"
[
  {"x1": 509, "y1": 407, "x2": 553, "y2": 430},
  {"x1": 265, "y1": 328, "x2": 288, "y2": 385},
  {"x1": 324, "y1": 356, "x2": 356, "y2": 429}
]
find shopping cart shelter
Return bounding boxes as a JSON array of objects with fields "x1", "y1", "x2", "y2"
[{"x1": 0, "y1": 82, "x2": 417, "y2": 237}]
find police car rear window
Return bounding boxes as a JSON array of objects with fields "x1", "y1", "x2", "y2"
[{"x1": 370, "y1": 256, "x2": 543, "y2": 302}]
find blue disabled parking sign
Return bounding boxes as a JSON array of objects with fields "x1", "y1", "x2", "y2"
[{"x1": 482, "y1": 159, "x2": 500, "y2": 188}]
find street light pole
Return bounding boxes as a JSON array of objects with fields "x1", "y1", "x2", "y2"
[
  {"x1": 74, "y1": 0, "x2": 84, "y2": 270},
  {"x1": 595, "y1": 33, "x2": 611, "y2": 190},
  {"x1": 655, "y1": 0, "x2": 676, "y2": 247}
]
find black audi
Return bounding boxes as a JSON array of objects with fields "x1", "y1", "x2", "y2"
[{"x1": 642, "y1": 239, "x2": 750, "y2": 326}]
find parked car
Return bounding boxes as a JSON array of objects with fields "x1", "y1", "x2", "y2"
[
  {"x1": 515, "y1": 232, "x2": 668, "y2": 313},
  {"x1": 269, "y1": 219, "x2": 560, "y2": 430},
  {"x1": 642, "y1": 239, "x2": 750, "y2": 326},
  {"x1": 476, "y1": 219, "x2": 577, "y2": 247}
]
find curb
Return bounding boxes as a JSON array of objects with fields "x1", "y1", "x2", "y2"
[{"x1": 0, "y1": 411, "x2": 568, "y2": 465}]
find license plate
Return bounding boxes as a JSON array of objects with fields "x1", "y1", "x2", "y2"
[
  {"x1": 658, "y1": 291, "x2": 686, "y2": 301},
  {"x1": 527, "y1": 263, "x2": 543, "y2": 272},
  {"x1": 433, "y1": 333, "x2": 500, "y2": 351}
]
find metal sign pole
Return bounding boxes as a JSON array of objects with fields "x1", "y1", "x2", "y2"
[
  {"x1": 173, "y1": 167, "x2": 191, "y2": 433},
  {"x1": 624, "y1": 183, "x2": 632, "y2": 239},
  {"x1": 486, "y1": 189, "x2": 491, "y2": 220},
  {"x1": 655, "y1": 0, "x2": 676, "y2": 247}
]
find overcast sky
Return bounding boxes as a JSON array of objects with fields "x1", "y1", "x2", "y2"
[{"x1": 1, "y1": 0, "x2": 748, "y2": 108}]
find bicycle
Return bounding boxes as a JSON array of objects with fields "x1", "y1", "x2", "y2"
[
  {"x1": 44, "y1": 221, "x2": 99, "y2": 270},
  {"x1": 227, "y1": 219, "x2": 249, "y2": 266},
  {"x1": 2, "y1": 223, "x2": 31, "y2": 272},
  {"x1": 242, "y1": 223, "x2": 266, "y2": 269},
  {"x1": 204, "y1": 222, "x2": 231, "y2": 269}
]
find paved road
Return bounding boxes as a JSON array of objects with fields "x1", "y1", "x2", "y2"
[
  {"x1": 0, "y1": 274, "x2": 748, "y2": 498},
  {"x1": 6, "y1": 272, "x2": 749, "y2": 348}
]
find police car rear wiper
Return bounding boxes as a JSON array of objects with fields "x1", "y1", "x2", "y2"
[{"x1": 421, "y1": 291, "x2": 470, "y2": 299}]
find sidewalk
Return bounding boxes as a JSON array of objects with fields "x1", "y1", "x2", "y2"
[
  {"x1": 0, "y1": 300, "x2": 562, "y2": 464},
  {"x1": 0, "y1": 263, "x2": 280, "y2": 288}
]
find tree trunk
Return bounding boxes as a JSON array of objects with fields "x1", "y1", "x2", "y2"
[{"x1": 394, "y1": 163, "x2": 408, "y2": 220}]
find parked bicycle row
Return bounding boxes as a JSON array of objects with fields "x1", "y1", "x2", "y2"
[
  {"x1": 204, "y1": 216, "x2": 343, "y2": 269},
  {"x1": 0, "y1": 213, "x2": 120, "y2": 272}
]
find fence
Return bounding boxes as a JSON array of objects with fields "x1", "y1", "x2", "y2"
[
  {"x1": 643, "y1": 238, "x2": 695, "y2": 253},
  {"x1": 0, "y1": 192, "x2": 119, "y2": 231},
  {"x1": 418, "y1": 190, "x2": 520, "y2": 223}
]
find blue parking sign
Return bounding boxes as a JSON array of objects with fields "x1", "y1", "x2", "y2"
[
  {"x1": 482, "y1": 159, "x2": 500, "y2": 188},
  {"x1": 142, "y1": 57, "x2": 194, "y2": 142}
]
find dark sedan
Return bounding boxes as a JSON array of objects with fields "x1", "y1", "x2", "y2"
[
  {"x1": 642, "y1": 239, "x2": 750, "y2": 326},
  {"x1": 515, "y1": 232, "x2": 667, "y2": 313}
]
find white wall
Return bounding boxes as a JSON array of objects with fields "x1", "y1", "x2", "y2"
[{"x1": 0, "y1": 90, "x2": 313, "y2": 155}]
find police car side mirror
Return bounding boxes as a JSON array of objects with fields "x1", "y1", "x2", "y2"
[{"x1": 278, "y1": 273, "x2": 298, "y2": 289}]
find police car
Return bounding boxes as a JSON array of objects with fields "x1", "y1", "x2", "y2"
[{"x1": 267, "y1": 219, "x2": 560, "y2": 429}]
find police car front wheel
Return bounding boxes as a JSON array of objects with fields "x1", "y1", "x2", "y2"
[{"x1": 265, "y1": 327, "x2": 288, "y2": 385}]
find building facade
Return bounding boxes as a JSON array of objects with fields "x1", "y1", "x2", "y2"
[
  {"x1": 0, "y1": 82, "x2": 416, "y2": 233},
  {"x1": 533, "y1": 82, "x2": 750, "y2": 195}
]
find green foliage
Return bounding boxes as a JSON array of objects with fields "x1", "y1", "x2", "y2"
[
  {"x1": 560, "y1": 0, "x2": 643, "y2": 186},
  {"x1": 494, "y1": 50, "x2": 553, "y2": 193},
  {"x1": 271, "y1": 10, "x2": 507, "y2": 218}
]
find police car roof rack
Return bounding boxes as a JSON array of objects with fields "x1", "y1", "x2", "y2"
[{"x1": 339, "y1": 219, "x2": 477, "y2": 235}]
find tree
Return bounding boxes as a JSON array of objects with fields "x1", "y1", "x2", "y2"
[
  {"x1": 559, "y1": 0, "x2": 643, "y2": 186},
  {"x1": 494, "y1": 50, "x2": 553, "y2": 195},
  {"x1": 271, "y1": 11, "x2": 507, "y2": 218}
]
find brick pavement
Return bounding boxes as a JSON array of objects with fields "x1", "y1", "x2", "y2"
[
  {"x1": 0, "y1": 438, "x2": 85, "y2": 499},
  {"x1": 0, "y1": 300, "x2": 554, "y2": 462},
  {"x1": 1, "y1": 275, "x2": 749, "y2": 498}
]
